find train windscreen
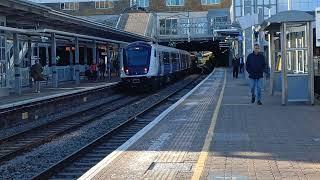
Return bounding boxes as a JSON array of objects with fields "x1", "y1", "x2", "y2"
[{"x1": 123, "y1": 46, "x2": 151, "y2": 66}]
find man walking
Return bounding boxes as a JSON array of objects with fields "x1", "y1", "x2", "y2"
[
  {"x1": 246, "y1": 44, "x2": 266, "y2": 105},
  {"x1": 232, "y1": 55, "x2": 240, "y2": 78}
]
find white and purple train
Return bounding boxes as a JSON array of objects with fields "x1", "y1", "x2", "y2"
[{"x1": 120, "y1": 41, "x2": 193, "y2": 89}]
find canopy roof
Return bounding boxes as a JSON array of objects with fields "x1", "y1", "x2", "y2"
[
  {"x1": 0, "y1": 0, "x2": 152, "y2": 42},
  {"x1": 261, "y1": 10, "x2": 314, "y2": 31}
]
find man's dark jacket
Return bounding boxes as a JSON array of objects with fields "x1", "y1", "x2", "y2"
[
  {"x1": 246, "y1": 52, "x2": 266, "y2": 79},
  {"x1": 31, "y1": 63, "x2": 45, "y2": 81}
]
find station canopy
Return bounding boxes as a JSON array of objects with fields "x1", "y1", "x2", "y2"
[
  {"x1": 0, "y1": 0, "x2": 152, "y2": 43},
  {"x1": 260, "y1": 10, "x2": 314, "y2": 31}
]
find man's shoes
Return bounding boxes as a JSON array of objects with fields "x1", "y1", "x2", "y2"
[
  {"x1": 257, "y1": 100, "x2": 262, "y2": 105},
  {"x1": 251, "y1": 95, "x2": 256, "y2": 103}
]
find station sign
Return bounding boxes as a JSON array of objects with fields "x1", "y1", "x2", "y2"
[{"x1": 316, "y1": 7, "x2": 320, "y2": 47}]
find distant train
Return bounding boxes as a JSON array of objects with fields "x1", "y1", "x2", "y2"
[{"x1": 120, "y1": 41, "x2": 193, "y2": 89}]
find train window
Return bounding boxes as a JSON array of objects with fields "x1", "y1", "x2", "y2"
[
  {"x1": 154, "y1": 50, "x2": 156, "y2": 57},
  {"x1": 163, "y1": 52, "x2": 170, "y2": 64},
  {"x1": 124, "y1": 46, "x2": 151, "y2": 66}
]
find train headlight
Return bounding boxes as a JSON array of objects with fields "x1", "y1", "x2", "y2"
[
  {"x1": 125, "y1": 69, "x2": 129, "y2": 75},
  {"x1": 144, "y1": 68, "x2": 148, "y2": 73}
]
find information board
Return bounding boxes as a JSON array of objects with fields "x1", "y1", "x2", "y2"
[{"x1": 316, "y1": 7, "x2": 320, "y2": 47}]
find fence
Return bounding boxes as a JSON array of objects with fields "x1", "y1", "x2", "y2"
[{"x1": 19, "y1": 65, "x2": 87, "y2": 87}]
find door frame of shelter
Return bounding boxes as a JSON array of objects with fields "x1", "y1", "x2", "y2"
[{"x1": 269, "y1": 31, "x2": 283, "y2": 95}]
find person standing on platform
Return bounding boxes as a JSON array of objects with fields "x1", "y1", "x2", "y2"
[
  {"x1": 246, "y1": 44, "x2": 266, "y2": 105},
  {"x1": 90, "y1": 63, "x2": 97, "y2": 81},
  {"x1": 98, "y1": 60, "x2": 106, "y2": 80},
  {"x1": 30, "y1": 59, "x2": 45, "y2": 93},
  {"x1": 239, "y1": 55, "x2": 244, "y2": 73},
  {"x1": 232, "y1": 55, "x2": 240, "y2": 78}
]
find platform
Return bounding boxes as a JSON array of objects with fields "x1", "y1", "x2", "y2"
[
  {"x1": 0, "y1": 78, "x2": 120, "y2": 110},
  {"x1": 80, "y1": 68, "x2": 320, "y2": 180}
]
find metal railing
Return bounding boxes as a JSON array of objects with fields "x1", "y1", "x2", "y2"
[
  {"x1": 10, "y1": 65, "x2": 88, "y2": 88},
  {"x1": 156, "y1": 16, "x2": 233, "y2": 41}
]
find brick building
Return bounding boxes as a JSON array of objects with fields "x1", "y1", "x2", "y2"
[
  {"x1": 30, "y1": 0, "x2": 234, "y2": 43},
  {"x1": 34, "y1": 0, "x2": 231, "y2": 16}
]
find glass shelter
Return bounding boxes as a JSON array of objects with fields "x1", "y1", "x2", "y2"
[{"x1": 261, "y1": 10, "x2": 314, "y2": 105}]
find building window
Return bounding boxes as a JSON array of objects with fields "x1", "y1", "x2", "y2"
[
  {"x1": 95, "y1": 1, "x2": 114, "y2": 9},
  {"x1": 159, "y1": 19, "x2": 178, "y2": 35},
  {"x1": 201, "y1": 0, "x2": 221, "y2": 5},
  {"x1": 131, "y1": 0, "x2": 149, "y2": 7},
  {"x1": 60, "y1": 2, "x2": 79, "y2": 10},
  {"x1": 166, "y1": 0, "x2": 184, "y2": 6}
]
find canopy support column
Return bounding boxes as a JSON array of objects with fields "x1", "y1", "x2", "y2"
[
  {"x1": 281, "y1": 23, "x2": 287, "y2": 105},
  {"x1": 269, "y1": 32, "x2": 275, "y2": 95},
  {"x1": 308, "y1": 22, "x2": 314, "y2": 105},
  {"x1": 92, "y1": 40, "x2": 97, "y2": 65},
  {"x1": 75, "y1": 37, "x2": 80, "y2": 84},
  {"x1": 51, "y1": 33, "x2": 58, "y2": 88},
  {"x1": 13, "y1": 33, "x2": 21, "y2": 95}
]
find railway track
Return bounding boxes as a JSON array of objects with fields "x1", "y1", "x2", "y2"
[
  {"x1": 32, "y1": 74, "x2": 204, "y2": 180},
  {"x1": 0, "y1": 93, "x2": 144, "y2": 164}
]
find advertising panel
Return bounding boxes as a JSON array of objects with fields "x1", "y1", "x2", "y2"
[{"x1": 316, "y1": 7, "x2": 320, "y2": 47}]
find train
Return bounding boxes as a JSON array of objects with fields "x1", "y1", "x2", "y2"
[{"x1": 120, "y1": 41, "x2": 194, "y2": 89}]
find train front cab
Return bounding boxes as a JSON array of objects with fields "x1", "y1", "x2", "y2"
[{"x1": 121, "y1": 42, "x2": 159, "y2": 89}]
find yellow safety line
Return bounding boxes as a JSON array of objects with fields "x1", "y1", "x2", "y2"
[{"x1": 191, "y1": 69, "x2": 227, "y2": 180}]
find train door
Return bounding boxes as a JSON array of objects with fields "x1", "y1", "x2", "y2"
[
  {"x1": 171, "y1": 52, "x2": 177, "y2": 72},
  {"x1": 159, "y1": 50, "x2": 164, "y2": 76},
  {"x1": 177, "y1": 53, "x2": 181, "y2": 71},
  {"x1": 163, "y1": 52, "x2": 170, "y2": 74},
  {"x1": 169, "y1": 51, "x2": 173, "y2": 74},
  {"x1": 180, "y1": 54, "x2": 185, "y2": 70}
]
